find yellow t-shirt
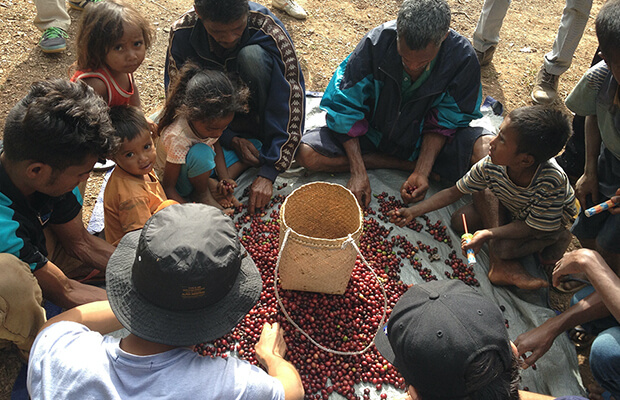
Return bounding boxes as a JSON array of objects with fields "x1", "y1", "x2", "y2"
[{"x1": 103, "y1": 167, "x2": 167, "y2": 246}]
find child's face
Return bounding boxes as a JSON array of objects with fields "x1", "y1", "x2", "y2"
[
  {"x1": 489, "y1": 116, "x2": 522, "y2": 167},
  {"x1": 189, "y1": 113, "x2": 235, "y2": 140},
  {"x1": 105, "y1": 22, "x2": 146, "y2": 74},
  {"x1": 114, "y1": 129, "x2": 156, "y2": 178}
]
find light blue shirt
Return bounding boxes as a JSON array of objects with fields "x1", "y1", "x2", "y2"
[{"x1": 28, "y1": 321, "x2": 285, "y2": 400}]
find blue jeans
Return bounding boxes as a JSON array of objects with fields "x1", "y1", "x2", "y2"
[{"x1": 572, "y1": 286, "x2": 620, "y2": 398}]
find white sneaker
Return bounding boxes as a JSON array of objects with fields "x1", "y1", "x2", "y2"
[
  {"x1": 272, "y1": 0, "x2": 308, "y2": 20},
  {"x1": 93, "y1": 159, "x2": 116, "y2": 171}
]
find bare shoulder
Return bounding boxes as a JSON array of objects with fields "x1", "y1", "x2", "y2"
[{"x1": 80, "y1": 77, "x2": 109, "y2": 100}]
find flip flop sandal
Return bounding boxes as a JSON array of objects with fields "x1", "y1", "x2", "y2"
[{"x1": 568, "y1": 325, "x2": 596, "y2": 349}]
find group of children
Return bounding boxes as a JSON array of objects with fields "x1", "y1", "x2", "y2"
[{"x1": 66, "y1": 0, "x2": 254, "y2": 245}]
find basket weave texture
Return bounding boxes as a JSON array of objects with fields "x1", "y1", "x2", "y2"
[{"x1": 278, "y1": 182, "x2": 363, "y2": 294}]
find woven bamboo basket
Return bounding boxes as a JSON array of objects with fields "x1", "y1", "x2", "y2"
[{"x1": 278, "y1": 182, "x2": 363, "y2": 294}]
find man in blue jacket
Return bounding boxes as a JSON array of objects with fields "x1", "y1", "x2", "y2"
[
  {"x1": 165, "y1": 0, "x2": 305, "y2": 213},
  {"x1": 296, "y1": 0, "x2": 492, "y2": 207}
]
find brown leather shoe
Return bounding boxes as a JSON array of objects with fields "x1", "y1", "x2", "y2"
[
  {"x1": 475, "y1": 46, "x2": 496, "y2": 66},
  {"x1": 531, "y1": 66, "x2": 559, "y2": 105}
]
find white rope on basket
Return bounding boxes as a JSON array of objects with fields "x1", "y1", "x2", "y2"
[{"x1": 274, "y1": 228, "x2": 388, "y2": 356}]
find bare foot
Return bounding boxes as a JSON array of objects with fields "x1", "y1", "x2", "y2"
[
  {"x1": 230, "y1": 195, "x2": 242, "y2": 208},
  {"x1": 488, "y1": 255, "x2": 549, "y2": 290},
  {"x1": 208, "y1": 178, "x2": 237, "y2": 208}
]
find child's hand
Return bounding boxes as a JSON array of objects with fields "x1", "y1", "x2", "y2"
[
  {"x1": 218, "y1": 179, "x2": 237, "y2": 196},
  {"x1": 400, "y1": 173, "x2": 429, "y2": 204},
  {"x1": 575, "y1": 173, "x2": 599, "y2": 209},
  {"x1": 610, "y1": 188, "x2": 620, "y2": 215},
  {"x1": 461, "y1": 229, "x2": 489, "y2": 256},
  {"x1": 222, "y1": 207, "x2": 235, "y2": 217},
  {"x1": 388, "y1": 208, "x2": 414, "y2": 227},
  {"x1": 255, "y1": 322, "x2": 287, "y2": 367},
  {"x1": 146, "y1": 117, "x2": 158, "y2": 137}
]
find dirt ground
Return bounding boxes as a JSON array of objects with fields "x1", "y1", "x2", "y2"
[{"x1": 0, "y1": 0, "x2": 603, "y2": 397}]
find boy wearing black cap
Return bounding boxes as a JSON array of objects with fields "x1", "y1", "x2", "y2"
[
  {"x1": 374, "y1": 280, "x2": 586, "y2": 400},
  {"x1": 27, "y1": 204, "x2": 304, "y2": 400}
]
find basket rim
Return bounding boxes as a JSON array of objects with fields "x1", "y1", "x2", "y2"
[{"x1": 280, "y1": 181, "x2": 363, "y2": 242}]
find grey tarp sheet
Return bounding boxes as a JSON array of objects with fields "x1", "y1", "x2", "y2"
[{"x1": 90, "y1": 96, "x2": 586, "y2": 398}]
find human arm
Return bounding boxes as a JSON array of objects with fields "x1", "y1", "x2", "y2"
[
  {"x1": 80, "y1": 77, "x2": 109, "y2": 103},
  {"x1": 553, "y1": 248, "x2": 620, "y2": 320},
  {"x1": 33, "y1": 261, "x2": 107, "y2": 309},
  {"x1": 401, "y1": 132, "x2": 447, "y2": 203},
  {"x1": 463, "y1": 220, "x2": 540, "y2": 255},
  {"x1": 514, "y1": 289, "x2": 611, "y2": 368},
  {"x1": 228, "y1": 137, "x2": 261, "y2": 167},
  {"x1": 49, "y1": 212, "x2": 114, "y2": 272},
  {"x1": 389, "y1": 185, "x2": 463, "y2": 227},
  {"x1": 343, "y1": 137, "x2": 371, "y2": 208},
  {"x1": 161, "y1": 161, "x2": 188, "y2": 204},
  {"x1": 517, "y1": 391, "x2": 555, "y2": 400},
  {"x1": 214, "y1": 142, "x2": 237, "y2": 196},
  {"x1": 575, "y1": 115, "x2": 601, "y2": 206},
  {"x1": 254, "y1": 322, "x2": 304, "y2": 400},
  {"x1": 39, "y1": 300, "x2": 121, "y2": 335}
]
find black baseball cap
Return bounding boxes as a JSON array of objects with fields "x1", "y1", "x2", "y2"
[{"x1": 374, "y1": 280, "x2": 512, "y2": 399}]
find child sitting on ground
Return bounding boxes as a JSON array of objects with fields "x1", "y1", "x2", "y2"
[
  {"x1": 566, "y1": 0, "x2": 620, "y2": 276},
  {"x1": 154, "y1": 62, "x2": 256, "y2": 214},
  {"x1": 104, "y1": 106, "x2": 176, "y2": 246},
  {"x1": 390, "y1": 106, "x2": 577, "y2": 290},
  {"x1": 71, "y1": 0, "x2": 156, "y2": 135}
]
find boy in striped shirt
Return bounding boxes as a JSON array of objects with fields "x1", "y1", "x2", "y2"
[{"x1": 390, "y1": 106, "x2": 577, "y2": 290}]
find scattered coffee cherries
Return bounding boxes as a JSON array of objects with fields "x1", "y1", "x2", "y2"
[{"x1": 195, "y1": 188, "x2": 479, "y2": 399}]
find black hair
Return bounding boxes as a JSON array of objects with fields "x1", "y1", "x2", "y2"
[
  {"x1": 464, "y1": 350, "x2": 520, "y2": 400},
  {"x1": 596, "y1": 0, "x2": 620, "y2": 62},
  {"x1": 109, "y1": 105, "x2": 149, "y2": 143},
  {"x1": 3, "y1": 79, "x2": 118, "y2": 170},
  {"x1": 418, "y1": 350, "x2": 520, "y2": 400},
  {"x1": 194, "y1": 0, "x2": 249, "y2": 23},
  {"x1": 158, "y1": 62, "x2": 250, "y2": 135},
  {"x1": 397, "y1": 0, "x2": 451, "y2": 50},
  {"x1": 509, "y1": 106, "x2": 571, "y2": 164}
]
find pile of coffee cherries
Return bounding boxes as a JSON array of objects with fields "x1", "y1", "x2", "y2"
[{"x1": 196, "y1": 186, "x2": 478, "y2": 399}]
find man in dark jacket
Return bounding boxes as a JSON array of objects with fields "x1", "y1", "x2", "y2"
[
  {"x1": 296, "y1": 0, "x2": 492, "y2": 207},
  {"x1": 165, "y1": 0, "x2": 305, "y2": 213}
]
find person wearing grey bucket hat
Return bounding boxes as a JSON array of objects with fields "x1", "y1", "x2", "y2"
[
  {"x1": 27, "y1": 204, "x2": 304, "y2": 400},
  {"x1": 374, "y1": 280, "x2": 587, "y2": 400}
]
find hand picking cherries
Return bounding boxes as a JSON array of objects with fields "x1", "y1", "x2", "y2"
[
  {"x1": 195, "y1": 187, "x2": 477, "y2": 399},
  {"x1": 405, "y1": 185, "x2": 418, "y2": 195}
]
